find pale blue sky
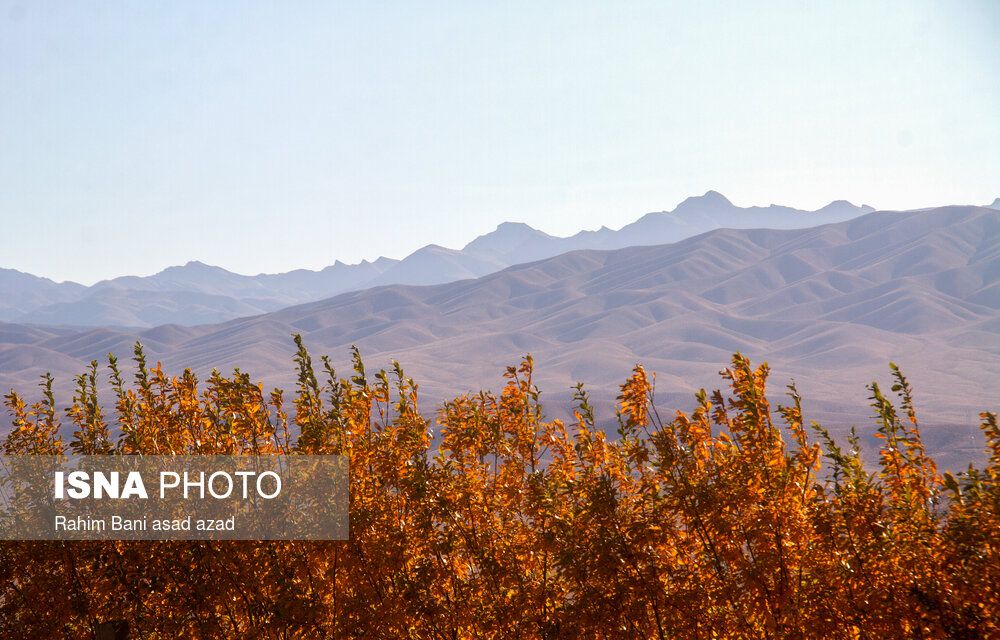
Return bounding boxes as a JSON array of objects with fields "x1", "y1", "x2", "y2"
[{"x1": 2, "y1": 1, "x2": 998, "y2": 284}]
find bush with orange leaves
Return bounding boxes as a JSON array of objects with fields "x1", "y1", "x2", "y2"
[{"x1": 1, "y1": 335, "x2": 997, "y2": 639}]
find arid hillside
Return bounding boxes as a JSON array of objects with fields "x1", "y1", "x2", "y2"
[{"x1": 1, "y1": 205, "x2": 997, "y2": 470}]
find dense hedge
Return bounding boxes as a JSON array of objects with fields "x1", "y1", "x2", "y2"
[{"x1": 2, "y1": 336, "x2": 997, "y2": 638}]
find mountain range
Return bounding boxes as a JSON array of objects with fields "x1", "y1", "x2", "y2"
[
  {"x1": 1, "y1": 203, "x2": 996, "y2": 472},
  {"x1": 1, "y1": 192, "x2": 876, "y2": 328}
]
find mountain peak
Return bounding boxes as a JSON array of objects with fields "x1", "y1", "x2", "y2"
[
  {"x1": 142, "y1": 261, "x2": 237, "y2": 285},
  {"x1": 815, "y1": 200, "x2": 874, "y2": 215},
  {"x1": 164, "y1": 260, "x2": 225, "y2": 274},
  {"x1": 495, "y1": 221, "x2": 535, "y2": 232},
  {"x1": 463, "y1": 221, "x2": 552, "y2": 254},
  {"x1": 672, "y1": 190, "x2": 735, "y2": 214},
  {"x1": 698, "y1": 190, "x2": 732, "y2": 203},
  {"x1": 988, "y1": 198, "x2": 1000, "y2": 210},
  {"x1": 484, "y1": 221, "x2": 547, "y2": 240}
]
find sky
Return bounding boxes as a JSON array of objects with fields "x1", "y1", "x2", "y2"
[{"x1": 1, "y1": 1, "x2": 998, "y2": 285}]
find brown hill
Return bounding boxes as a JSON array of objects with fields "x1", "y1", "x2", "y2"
[{"x1": 1, "y1": 205, "x2": 997, "y2": 470}]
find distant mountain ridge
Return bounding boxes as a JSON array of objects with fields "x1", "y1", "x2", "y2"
[
  {"x1": 0, "y1": 269, "x2": 86, "y2": 322},
  {"x1": 1, "y1": 192, "x2": 881, "y2": 327},
  {"x1": 1, "y1": 204, "x2": 996, "y2": 471}
]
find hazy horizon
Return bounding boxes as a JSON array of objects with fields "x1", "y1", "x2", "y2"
[{"x1": 7, "y1": 188, "x2": 882, "y2": 285}]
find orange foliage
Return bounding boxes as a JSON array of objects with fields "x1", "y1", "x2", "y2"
[{"x1": 1, "y1": 338, "x2": 997, "y2": 638}]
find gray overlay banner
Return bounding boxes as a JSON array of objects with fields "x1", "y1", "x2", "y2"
[{"x1": 0, "y1": 455, "x2": 348, "y2": 540}]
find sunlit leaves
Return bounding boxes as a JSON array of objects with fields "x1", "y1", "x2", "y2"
[{"x1": 0, "y1": 344, "x2": 997, "y2": 637}]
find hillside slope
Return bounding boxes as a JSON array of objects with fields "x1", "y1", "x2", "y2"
[
  {"x1": 1, "y1": 205, "x2": 997, "y2": 469},
  {"x1": 2, "y1": 192, "x2": 872, "y2": 327}
]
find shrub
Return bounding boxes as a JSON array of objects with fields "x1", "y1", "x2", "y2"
[{"x1": 1, "y1": 338, "x2": 997, "y2": 638}]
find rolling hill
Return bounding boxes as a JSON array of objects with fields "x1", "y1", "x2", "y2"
[
  {"x1": 1, "y1": 192, "x2": 873, "y2": 327},
  {"x1": 1, "y1": 204, "x2": 997, "y2": 471}
]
